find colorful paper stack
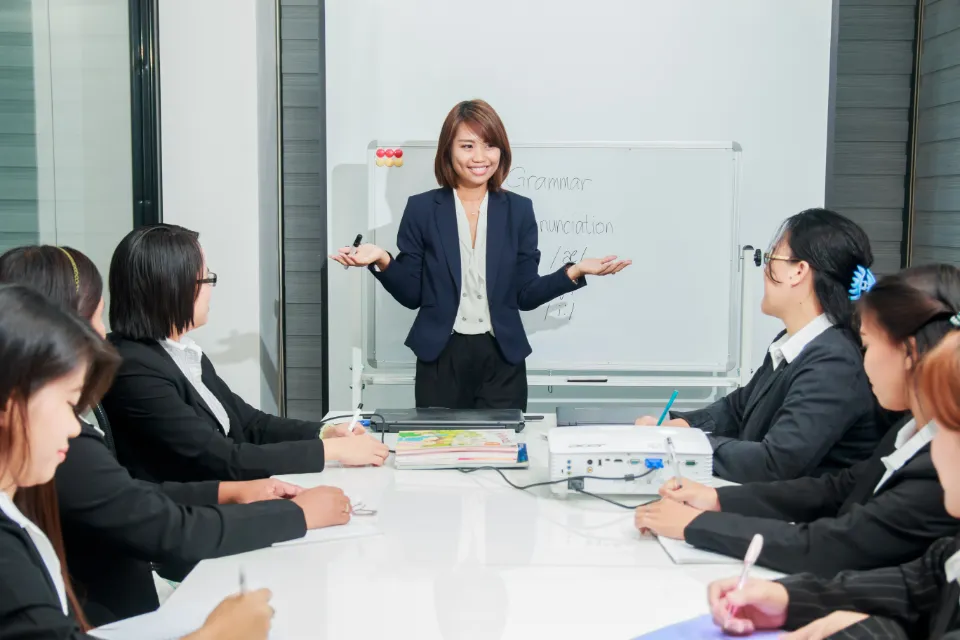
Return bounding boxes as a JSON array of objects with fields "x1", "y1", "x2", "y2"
[{"x1": 394, "y1": 430, "x2": 526, "y2": 470}]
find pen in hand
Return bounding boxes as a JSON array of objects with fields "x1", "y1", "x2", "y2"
[
  {"x1": 347, "y1": 402, "x2": 363, "y2": 434},
  {"x1": 239, "y1": 567, "x2": 247, "y2": 594},
  {"x1": 666, "y1": 436, "x2": 682, "y2": 489},
  {"x1": 656, "y1": 390, "x2": 679, "y2": 426},
  {"x1": 343, "y1": 233, "x2": 363, "y2": 270},
  {"x1": 723, "y1": 534, "x2": 764, "y2": 628}
]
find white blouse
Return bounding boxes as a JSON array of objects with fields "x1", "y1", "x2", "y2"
[
  {"x1": 452, "y1": 190, "x2": 493, "y2": 335},
  {"x1": 0, "y1": 491, "x2": 68, "y2": 614}
]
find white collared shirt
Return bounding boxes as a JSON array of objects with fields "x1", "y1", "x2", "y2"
[
  {"x1": 768, "y1": 314, "x2": 834, "y2": 369},
  {"x1": 945, "y1": 548, "x2": 960, "y2": 585},
  {"x1": 452, "y1": 190, "x2": 493, "y2": 335},
  {"x1": 0, "y1": 492, "x2": 68, "y2": 614},
  {"x1": 159, "y1": 336, "x2": 232, "y2": 434},
  {"x1": 874, "y1": 419, "x2": 935, "y2": 493}
]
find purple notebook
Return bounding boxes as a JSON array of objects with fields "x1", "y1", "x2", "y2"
[{"x1": 633, "y1": 615, "x2": 782, "y2": 639}]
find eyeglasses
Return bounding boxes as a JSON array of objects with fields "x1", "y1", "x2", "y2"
[
  {"x1": 198, "y1": 271, "x2": 218, "y2": 286},
  {"x1": 762, "y1": 253, "x2": 799, "y2": 266}
]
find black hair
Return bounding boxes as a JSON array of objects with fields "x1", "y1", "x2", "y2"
[
  {"x1": 108, "y1": 224, "x2": 204, "y2": 340},
  {"x1": 0, "y1": 285, "x2": 119, "y2": 631},
  {"x1": 859, "y1": 264, "x2": 960, "y2": 364},
  {"x1": 0, "y1": 245, "x2": 103, "y2": 321},
  {"x1": 767, "y1": 208, "x2": 873, "y2": 335}
]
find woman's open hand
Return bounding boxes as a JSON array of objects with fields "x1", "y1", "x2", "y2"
[
  {"x1": 330, "y1": 243, "x2": 389, "y2": 269},
  {"x1": 567, "y1": 255, "x2": 631, "y2": 280}
]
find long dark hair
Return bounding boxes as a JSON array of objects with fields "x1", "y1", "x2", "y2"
[
  {"x1": 0, "y1": 245, "x2": 103, "y2": 322},
  {"x1": 109, "y1": 224, "x2": 204, "y2": 340},
  {"x1": 0, "y1": 285, "x2": 120, "y2": 630},
  {"x1": 859, "y1": 264, "x2": 960, "y2": 364},
  {"x1": 768, "y1": 208, "x2": 873, "y2": 336}
]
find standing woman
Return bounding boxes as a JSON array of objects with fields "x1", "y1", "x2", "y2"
[{"x1": 331, "y1": 99, "x2": 630, "y2": 410}]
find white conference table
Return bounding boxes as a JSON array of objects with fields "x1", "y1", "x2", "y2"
[{"x1": 160, "y1": 413, "x2": 783, "y2": 639}]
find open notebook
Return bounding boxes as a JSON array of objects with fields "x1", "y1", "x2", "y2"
[{"x1": 634, "y1": 614, "x2": 781, "y2": 639}]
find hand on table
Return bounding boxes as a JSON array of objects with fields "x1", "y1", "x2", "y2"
[
  {"x1": 322, "y1": 421, "x2": 368, "y2": 438},
  {"x1": 659, "y1": 477, "x2": 721, "y2": 512},
  {"x1": 218, "y1": 478, "x2": 304, "y2": 504},
  {"x1": 323, "y1": 432, "x2": 390, "y2": 467},
  {"x1": 191, "y1": 588, "x2": 274, "y2": 640},
  {"x1": 329, "y1": 243, "x2": 389, "y2": 269},
  {"x1": 291, "y1": 485, "x2": 352, "y2": 529},
  {"x1": 781, "y1": 611, "x2": 869, "y2": 640},
  {"x1": 634, "y1": 497, "x2": 702, "y2": 539},
  {"x1": 707, "y1": 577, "x2": 788, "y2": 635},
  {"x1": 635, "y1": 416, "x2": 689, "y2": 427},
  {"x1": 566, "y1": 255, "x2": 631, "y2": 281}
]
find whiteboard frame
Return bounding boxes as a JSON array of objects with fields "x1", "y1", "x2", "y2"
[{"x1": 360, "y1": 140, "x2": 744, "y2": 375}]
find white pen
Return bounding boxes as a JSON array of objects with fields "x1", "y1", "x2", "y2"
[
  {"x1": 347, "y1": 402, "x2": 363, "y2": 433},
  {"x1": 666, "y1": 436, "x2": 682, "y2": 489},
  {"x1": 724, "y1": 534, "x2": 764, "y2": 627}
]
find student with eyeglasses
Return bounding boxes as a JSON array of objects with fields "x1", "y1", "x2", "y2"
[
  {"x1": 635, "y1": 209, "x2": 888, "y2": 483},
  {"x1": 0, "y1": 245, "x2": 356, "y2": 625},
  {"x1": 102, "y1": 224, "x2": 389, "y2": 484},
  {"x1": 637, "y1": 265, "x2": 960, "y2": 579},
  {"x1": 0, "y1": 284, "x2": 275, "y2": 640}
]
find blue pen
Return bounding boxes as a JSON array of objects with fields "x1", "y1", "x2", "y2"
[{"x1": 656, "y1": 390, "x2": 679, "y2": 426}]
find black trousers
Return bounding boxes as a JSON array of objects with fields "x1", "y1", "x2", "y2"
[{"x1": 415, "y1": 333, "x2": 527, "y2": 411}]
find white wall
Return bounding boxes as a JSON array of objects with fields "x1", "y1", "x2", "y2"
[
  {"x1": 325, "y1": 0, "x2": 835, "y2": 410},
  {"x1": 31, "y1": 0, "x2": 133, "y2": 312},
  {"x1": 159, "y1": 0, "x2": 279, "y2": 408}
]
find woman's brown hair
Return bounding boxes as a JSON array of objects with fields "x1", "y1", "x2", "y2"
[
  {"x1": 917, "y1": 331, "x2": 960, "y2": 432},
  {"x1": 0, "y1": 284, "x2": 120, "y2": 630},
  {"x1": 434, "y1": 99, "x2": 512, "y2": 191},
  {"x1": 0, "y1": 245, "x2": 103, "y2": 322}
]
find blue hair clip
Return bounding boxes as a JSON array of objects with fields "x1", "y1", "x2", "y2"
[{"x1": 849, "y1": 265, "x2": 876, "y2": 301}]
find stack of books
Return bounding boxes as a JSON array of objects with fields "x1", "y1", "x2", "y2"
[{"x1": 394, "y1": 429, "x2": 528, "y2": 470}]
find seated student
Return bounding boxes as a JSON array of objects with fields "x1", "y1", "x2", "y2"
[
  {"x1": 0, "y1": 284, "x2": 274, "y2": 640},
  {"x1": 635, "y1": 264, "x2": 960, "y2": 577},
  {"x1": 0, "y1": 246, "x2": 354, "y2": 625},
  {"x1": 706, "y1": 327, "x2": 960, "y2": 639},
  {"x1": 102, "y1": 224, "x2": 389, "y2": 483},
  {"x1": 635, "y1": 209, "x2": 883, "y2": 482}
]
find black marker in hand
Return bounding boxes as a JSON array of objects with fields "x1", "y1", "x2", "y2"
[{"x1": 344, "y1": 234, "x2": 362, "y2": 270}]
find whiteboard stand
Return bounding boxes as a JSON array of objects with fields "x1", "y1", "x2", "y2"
[{"x1": 353, "y1": 246, "x2": 761, "y2": 403}]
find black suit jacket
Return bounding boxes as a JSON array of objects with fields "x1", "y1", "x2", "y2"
[
  {"x1": 103, "y1": 335, "x2": 327, "y2": 482},
  {"x1": 674, "y1": 327, "x2": 883, "y2": 483},
  {"x1": 778, "y1": 536, "x2": 960, "y2": 639},
  {"x1": 0, "y1": 514, "x2": 89, "y2": 639},
  {"x1": 58, "y1": 415, "x2": 308, "y2": 625},
  {"x1": 684, "y1": 417, "x2": 959, "y2": 577},
  {"x1": 372, "y1": 188, "x2": 585, "y2": 364}
]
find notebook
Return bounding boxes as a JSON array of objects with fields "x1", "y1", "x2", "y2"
[
  {"x1": 394, "y1": 429, "x2": 528, "y2": 469},
  {"x1": 657, "y1": 535, "x2": 740, "y2": 565},
  {"x1": 633, "y1": 614, "x2": 781, "y2": 639}
]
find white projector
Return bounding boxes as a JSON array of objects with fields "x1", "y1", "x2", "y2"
[{"x1": 548, "y1": 425, "x2": 714, "y2": 496}]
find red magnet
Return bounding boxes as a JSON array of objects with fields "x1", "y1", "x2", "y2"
[
  {"x1": 375, "y1": 148, "x2": 385, "y2": 158},
  {"x1": 385, "y1": 149, "x2": 395, "y2": 158},
  {"x1": 394, "y1": 149, "x2": 403, "y2": 158}
]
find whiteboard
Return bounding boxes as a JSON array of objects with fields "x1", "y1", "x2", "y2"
[{"x1": 363, "y1": 142, "x2": 742, "y2": 373}]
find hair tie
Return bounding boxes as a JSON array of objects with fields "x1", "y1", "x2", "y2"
[
  {"x1": 950, "y1": 313, "x2": 960, "y2": 328},
  {"x1": 848, "y1": 265, "x2": 876, "y2": 301},
  {"x1": 57, "y1": 247, "x2": 80, "y2": 293}
]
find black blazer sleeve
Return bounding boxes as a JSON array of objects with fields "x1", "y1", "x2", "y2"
[
  {"x1": 371, "y1": 196, "x2": 425, "y2": 310},
  {"x1": 0, "y1": 527, "x2": 89, "y2": 640},
  {"x1": 513, "y1": 200, "x2": 584, "y2": 311},
  {"x1": 777, "y1": 537, "x2": 956, "y2": 636},
  {"x1": 707, "y1": 345, "x2": 874, "y2": 483},
  {"x1": 106, "y1": 365, "x2": 326, "y2": 481},
  {"x1": 684, "y1": 453, "x2": 957, "y2": 577},
  {"x1": 672, "y1": 362, "x2": 760, "y2": 438},
  {"x1": 223, "y1": 383, "x2": 322, "y2": 445},
  {"x1": 714, "y1": 462, "x2": 862, "y2": 522},
  {"x1": 55, "y1": 430, "x2": 307, "y2": 563},
  {"x1": 826, "y1": 617, "x2": 909, "y2": 640},
  {"x1": 156, "y1": 478, "x2": 220, "y2": 506}
]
